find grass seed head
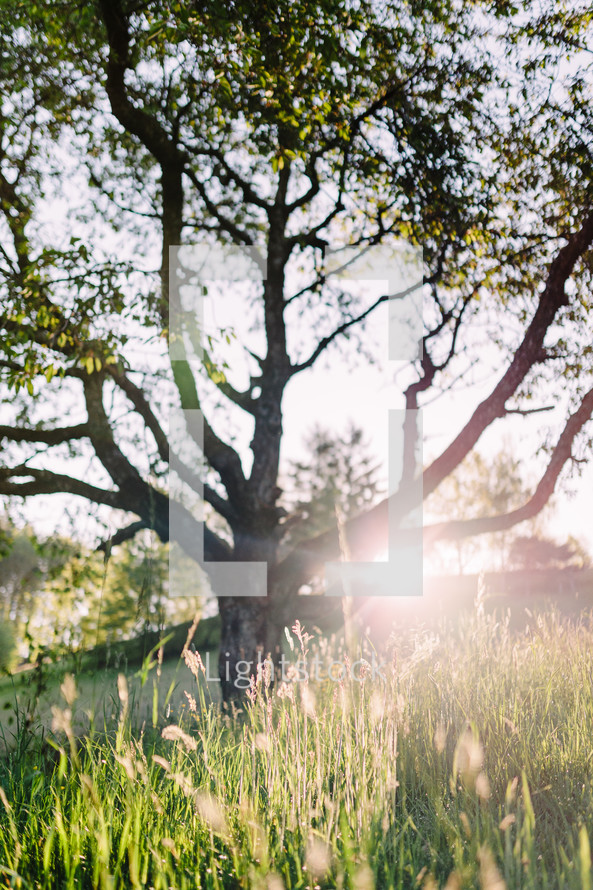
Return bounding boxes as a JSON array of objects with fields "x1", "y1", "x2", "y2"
[
  {"x1": 443, "y1": 871, "x2": 462, "y2": 890},
  {"x1": 115, "y1": 753, "x2": 136, "y2": 782},
  {"x1": 305, "y1": 836, "x2": 332, "y2": 878},
  {"x1": 433, "y1": 723, "x2": 447, "y2": 754},
  {"x1": 276, "y1": 681, "x2": 295, "y2": 703},
  {"x1": 161, "y1": 724, "x2": 197, "y2": 752},
  {"x1": 183, "y1": 647, "x2": 206, "y2": 680},
  {"x1": 172, "y1": 771, "x2": 194, "y2": 796},
  {"x1": 117, "y1": 674, "x2": 129, "y2": 709},
  {"x1": 195, "y1": 792, "x2": 228, "y2": 835},
  {"x1": 60, "y1": 673, "x2": 77, "y2": 706},
  {"x1": 152, "y1": 754, "x2": 171, "y2": 772},
  {"x1": 51, "y1": 705, "x2": 73, "y2": 738},
  {"x1": 454, "y1": 727, "x2": 484, "y2": 789},
  {"x1": 478, "y1": 845, "x2": 507, "y2": 890},
  {"x1": 476, "y1": 771, "x2": 491, "y2": 801},
  {"x1": 161, "y1": 837, "x2": 179, "y2": 860},
  {"x1": 301, "y1": 684, "x2": 317, "y2": 718},
  {"x1": 184, "y1": 690, "x2": 197, "y2": 713},
  {"x1": 352, "y1": 863, "x2": 374, "y2": 890}
]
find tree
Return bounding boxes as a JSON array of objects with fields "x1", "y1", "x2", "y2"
[
  {"x1": 508, "y1": 535, "x2": 591, "y2": 571},
  {"x1": 1, "y1": 0, "x2": 593, "y2": 696},
  {"x1": 424, "y1": 448, "x2": 546, "y2": 574},
  {"x1": 281, "y1": 422, "x2": 383, "y2": 591},
  {"x1": 0, "y1": 510, "x2": 186, "y2": 660}
]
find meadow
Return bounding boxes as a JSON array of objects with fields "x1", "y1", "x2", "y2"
[{"x1": 1, "y1": 597, "x2": 593, "y2": 889}]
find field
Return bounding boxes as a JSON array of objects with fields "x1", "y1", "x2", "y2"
[{"x1": 2, "y1": 596, "x2": 593, "y2": 889}]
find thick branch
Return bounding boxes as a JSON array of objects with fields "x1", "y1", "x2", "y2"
[
  {"x1": 98, "y1": 0, "x2": 185, "y2": 326},
  {"x1": 107, "y1": 365, "x2": 169, "y2": 460},
  {"x1": 0, "y1": 423, "x2": 89, "y2": 445},
  {"x1": 83, "y1": 373, "x2": 147, "y2": 494},
  {"x1": 106, "y1": 364, "x2": 235, "y2": 519},
  {"x1": 425, "y1": 384, "x2": 593, "y2": 543},
  {"x1": 168, "y1": 498, "x2": 233, "y2": 563},
  {"x1": 247, "y1": 168, "x2": 293, "y2": 500},
  {"x1": 423, "y1": 210, "x2": 593, "y2": 497},
  {"x1": 0, "y1": 466, "x2": 231, "y2": 564},
  {"x1": 98, "y1": 0, "x2": 183, "y2": 168},
  {"x1": 171, "y1": 456, "x2": 237, "y2": 522},
  {"x1": 271, "y1": 489, "x2": 407, "y2": 603},
  {"x1": 0, "y1": 465, "x2": 127, "y2": 508},
  {"x1": 274, "y1": 380, "x2": 593, "y2": 599},
  {"x1": 171, "y1": 359, "x2": 247, "y2": 502}
]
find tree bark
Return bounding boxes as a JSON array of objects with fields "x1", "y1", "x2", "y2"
[
  {"x1": 217, "y1": 596, "x2": 272, "y2": 701},
  {"x1": 215, "y1": 525, "x2": 282, "y2": 699}
]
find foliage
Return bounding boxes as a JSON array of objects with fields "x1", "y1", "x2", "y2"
[
  {"x1": 3, "y1": 608, "x2": 593, "y2": 886},
  {"x1": 0, "y1": 520, "x2": 44, "y2": 626},
  {"x1": 0, "y1": 622, "x2": 16, "y2": 673},
  {"x1": 0, "y1": 512, "x2": 199, "y2": 661}
]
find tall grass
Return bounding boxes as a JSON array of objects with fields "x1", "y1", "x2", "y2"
[{"x1": 1, "y1": 603, "x2": 593, "y2": 889}]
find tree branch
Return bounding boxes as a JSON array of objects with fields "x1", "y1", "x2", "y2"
[
  {"x1": 107, "y1": 362, "x2": 238, "y2": 521},
  {"x1": 107, "y1": 365, "x2": 169, "y2": 461},
  {"x1": 423, "y1": 210, "x2": 593, "y2": 498},
  {"x1": 98, "y1": 0, "x2": 183, "y2": 169},
  {"x1": 96, "y1": 519, "x2": 148, "y2": 553},
  {"x1": 171, "y1": 359, "x2": 247, "y2": 502},
  {"x1": 504, "y1": 405, "x2": 555, "y2": 416},
  {"x1": 291, "y1": 281, "x2": 421, "y2": 374},
  {"x1": 0, "y1": 423, "x2": 89, "y2": 445},
  {"x1": 285, "y1": 159, "x2": 320, "y2": 213},
  {"x1": 83, "y1": 373, "x2": 147, "y2": 494},
  {"x1": 273, "y1": 379, "x2": 593, "y2": 600},
  {"x1": 425, "y1": 384, "x2": 593, "y2": 543},
  {"x1": 184, "y1": 167, "x2": 255, "y2": 247},
  {"x1": 0, "y1": 465, "x2": 127, "y2": 508},
  {"x1": 200, "y1": 145, "x2": 272, "y2": 211}
]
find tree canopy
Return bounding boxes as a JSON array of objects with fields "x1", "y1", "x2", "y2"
[{"x1": 1, "y1": 0, "x2": 593, "y2": 693}]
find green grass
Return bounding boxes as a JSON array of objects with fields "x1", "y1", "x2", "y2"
[{"x1": 2, "y1": 604, "x2": 593, "y2": 889}]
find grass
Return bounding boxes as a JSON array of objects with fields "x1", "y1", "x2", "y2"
[{"x1": 1, "y1": 601, "x2": 593, "y2": 889}]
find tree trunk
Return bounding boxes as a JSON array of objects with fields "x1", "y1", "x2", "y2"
[
  {"x1": 216, "y1": 526, "x2": 282, "y2": 700},
  {"x1": 217, "y1": 596, "x2": 278, "y2": 700}
]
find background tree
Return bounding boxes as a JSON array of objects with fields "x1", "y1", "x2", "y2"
[
  {"x1": 281, "y1": 422, "x2": 383, "y2": 592},
  {"x1": 424, "y1": 448, "x2": 546, "y2": 574},
  {"x1": 508, "y1": 535, "x2": 591, "y2": 571},
  {"x1": 0, "y1": 511, "x2": 194, "y2": 661},
  {"x1": 1, "y1": 0, "x2": 593, "y2": 695}
]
